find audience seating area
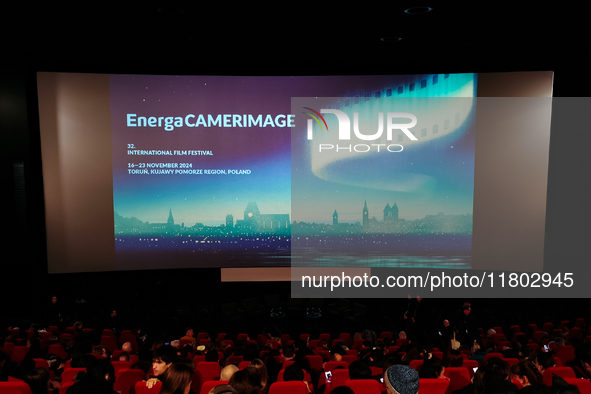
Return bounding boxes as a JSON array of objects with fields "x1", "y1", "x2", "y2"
[{"x1": 3, "y1": 314, "x2": 591, "y2": 394}]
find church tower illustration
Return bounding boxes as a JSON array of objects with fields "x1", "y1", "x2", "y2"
[
  {"x1": 363, "y1": 201, "x2": 369, "y2": 227},
  {"x1": 384, "y1": 202, "x2": 399, "y2": 223},
  {"x1": 333, "y1": 210, "x2": 338, "y2": 226}
]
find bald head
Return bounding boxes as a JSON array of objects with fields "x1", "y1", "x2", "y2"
[
  {"x1": 220, "y1": 364, "x2": 239, "y2": 381},
  {"x1": 122, "y1": 342, "x2": 132, "y2": 353}
]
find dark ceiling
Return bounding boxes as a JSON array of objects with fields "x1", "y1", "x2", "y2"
[{"x1": 3, "y1": 3, "x2": 583, "y2": 90}]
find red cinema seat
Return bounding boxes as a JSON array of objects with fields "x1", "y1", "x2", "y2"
[
  {"x1": 39, "y1": 332, "x2": 52, "y2": 348},
  {"x1": 216, "y1": 333, "x2": 226, "y2": 342},
  {"x1": 396, "y1": 338, "x2": 410, "y2": 346},
  {"x1": 0, "y1": 381, "x2": 33, "y2": 394},
  {"x1": 564, "y1": 378, "x2": 591, "y2": 394},
  {"x1": 319, "y1": 333, "x2": 331, "y2": 342},
  {"x1": 61, "y1": 368, "x2": 86, "y2": 383},
  {"x1": 410, "y1": 359, "x2": 424, "y2": 371},
  {"x1": 482, "y1": 353, "x2": 504, "y2": 365},
  {"x1": 324, "y1": 361, "x2": 349, "y2": 373},
  {"x1": 281, "y1": 334, "x2": 291, "y2": 346},
  {"x1": 238, "y1": 361, "x2": 250, "y2": 370},
  {"x1": 387, "y1": 346, "x2": 401, "y2": 354},
  {"x1": 269, "y1": 381, "x2": 309, "y2": 394},
  {"x1": 370, "y1": 366, "x2": 383, "y2": 378},
  {"x1": 201, "y1": 380, "x2": 229, "y2": 394},
  {"x1": 569, "y1": 327, "x2": 583, "y2": 339},
  {"x1": 191, "y1": 362, "x2": 221, "y2": 393},
  {"x1": 353, "y1": 339, "x2": 364, "y2": 351},
  {"x1": 419, "y1": 379, "x2": 451, "y2": 394},
  {"x1": 48, "y1": 326, "x2": 61, "y2": 335},
  {"x1": 305, "y1": 355, "x2": 323, "y2": 373},
  {"x1": 101, "y1": 329, "x2": 116, "y2": 339},
  {"x1": 463, "y1": 360, "x2": 479, "y2": 379},
  {"x1": 111, "y1": 361, "x2": 133, "y2": 373},
  {"x1": 328, "y1": 369, "x2": 350, "y2": 390},
  {"x1": 100, "y1": 335, "x2": 119, "y2": 353},
  {"x1": 33, "y1": 358, "x2": 50, "y2": 370},
  {"x1": 300, "y1": 333, "x2": 310, "y2": 342},
  {"x1": 10, "y1": 346, "x2": 29, "y2": 364},
  {"x1": 227, "y1": 355, "x2": 243, "y2": 366},
  {"x1": 114, "y1": 368, "x2": 146, "y2": 394},
  {"x1": 134, "y1": 380, "x2": 162, "y2": 394},
  {"x1": 380, "y1": 332, "x2": 393, "y2": 339},
  {"x1": 257, "y1": 334, "x2": 268, "y2": 347},
  {"x1": 343, "y1": 355, "x2": 358, "y2": 365},
  {"x1": 345, "y1": 379, "x2": 383, "y2": 394},
  {"x1": 193, "y1": 355, "x2": 206, "y2": 365},
  {"x1": 444, "y1": 367, "x2": 471, "y2": 392},
  {"x1": 119, "y1": 330, "x2": 139, "y2": 351},
  {"x1": 492, "y1": 334, "x2": 506, "y2": 346},
  {"x1": 315, "y1": 350, "x2": 331, "y2": 362},
  {"x1": 3, "y1": 342, "x2": 15, "y2": 356},
  {"x1": 543, "y1": 367, "x2": 576, "y2": 386},
  {"x1": 555, "y1": 345, "x2": 576, "y2": 365},
  {"x1": 533, "y1": 331, "x2": 544, "y2": 344},
  {"x1": 48, "y1": 344, "x2": 69, "y2": 360}
]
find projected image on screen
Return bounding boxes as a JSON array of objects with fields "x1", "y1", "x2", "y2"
[
  {"x1": 291, "y1": 74, "x2": 477, "y2": 268},
  {"x1": 108, "y1": 73, "x2": 476, "y2": 270}
]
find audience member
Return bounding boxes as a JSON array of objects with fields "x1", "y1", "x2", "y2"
[
  {"x1": 159, "y1": 362, "x2": 193, "y2": 394},
  {"x1": 384, "y1": 365, "x2": 419, "y2": 394},
  {"x1": 511, "y1": 360, "x2": 543, "y2": 387},
  {"x1": 229, "y1": 367, "x2": 263, "y2": 394},
  {"x1": 248, "y1": 359, "x2": 268, "y2": 393},
  {"x1": 180, "y1": 328, "x2": 197, "y2": 344},
  {"x1": 25, "y1": 367, "x2": 59, "y2": 394},
  {"x1": 146, "y1": 344, "x2": 177, "y2": 388},
  {"x1": 349, "y1": 361, "x2": 372, "y2": 380},
  {"x1": 66, "y1": 359, "x2": 117, "y2": 394}
]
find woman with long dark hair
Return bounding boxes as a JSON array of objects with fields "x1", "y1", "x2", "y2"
[{"x1": 159, "y1": 363, "x2": 193, "y2": 394}]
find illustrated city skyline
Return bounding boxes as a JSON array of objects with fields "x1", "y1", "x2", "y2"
[{"x1": 114, "y1": 198, "x2": 472, "y2": 236}]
